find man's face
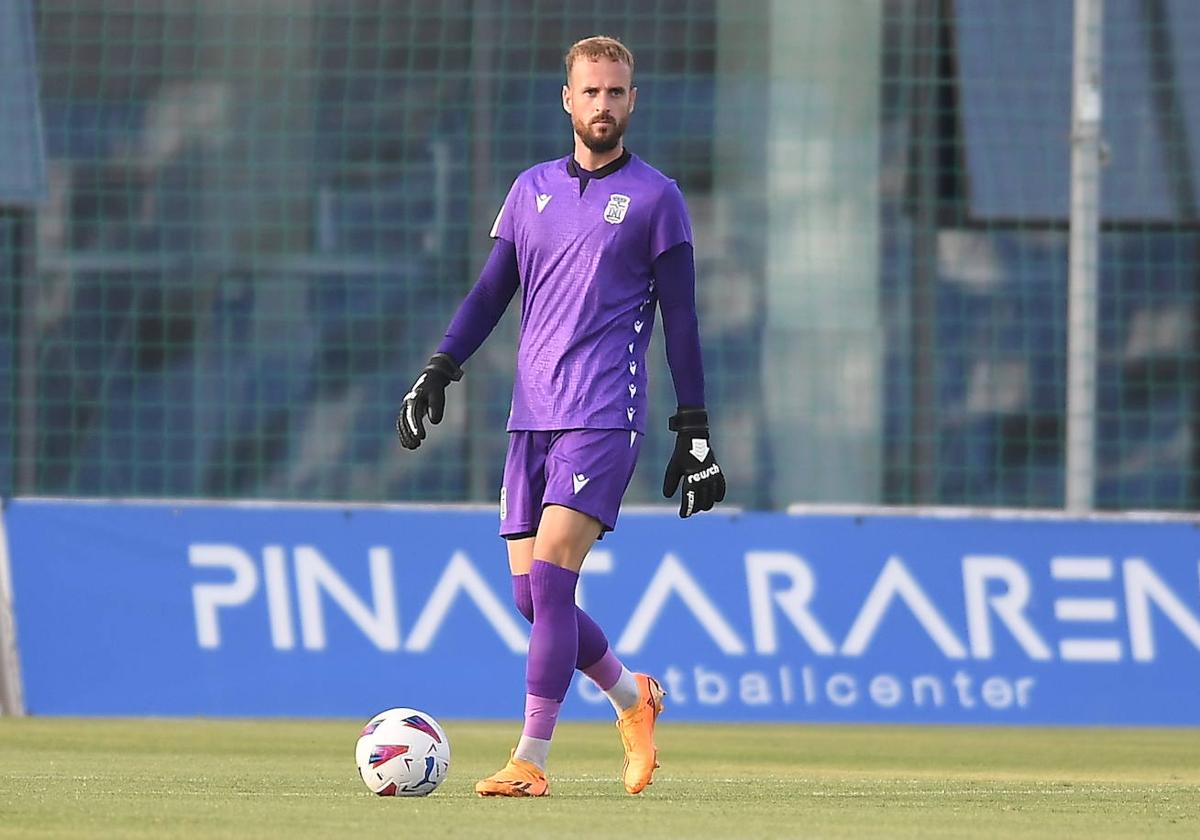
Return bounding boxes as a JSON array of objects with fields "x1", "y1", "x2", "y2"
[{"x1": 562, "y1": 59, "x2": 636, "y2": 155}]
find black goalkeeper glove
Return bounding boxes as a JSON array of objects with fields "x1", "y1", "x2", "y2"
[
  {"x1": 396, "y1": 352, "x2": 463, "y2": 450},
  {"x1": 662, "y1": 407, "x2": 727, "y2": 518}
]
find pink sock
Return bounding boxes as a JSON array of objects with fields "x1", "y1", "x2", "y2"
[
  {"x1": 521, "y1": 694, "x2": 561, "y2": 741},
  {"x1": 581, "y1": 648, "x2": 624, "y2": 692}
]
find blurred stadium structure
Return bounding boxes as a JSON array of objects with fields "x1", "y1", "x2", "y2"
[{"x1": 1, "y1": 0, "x2": 1198, "y2": 512}]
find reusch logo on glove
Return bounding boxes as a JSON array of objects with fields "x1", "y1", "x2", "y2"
[{"x1": 687, "y1": 464, "x2": 721, "y2": 483}]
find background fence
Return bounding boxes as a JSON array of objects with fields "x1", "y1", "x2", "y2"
[{"x1": 1, "y1": 0, "x2": 1198, "y2": 511}]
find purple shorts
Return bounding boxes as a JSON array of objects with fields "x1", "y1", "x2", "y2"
[{"x1": 500, "y1": 429, "x2": 643, "y2": 538}]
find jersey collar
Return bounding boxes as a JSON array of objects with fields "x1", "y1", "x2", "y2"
[{"x1": 566, "y1": 148, "x2": 632, "y2": 195}]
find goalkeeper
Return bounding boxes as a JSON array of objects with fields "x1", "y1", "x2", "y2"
[{"x1": 397, "y1": 35, "x2": 725, "y2": 798}]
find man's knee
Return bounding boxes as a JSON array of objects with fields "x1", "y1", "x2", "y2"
[{"x1": 534, "y1": 505, "x2": 602, "y2": 570}]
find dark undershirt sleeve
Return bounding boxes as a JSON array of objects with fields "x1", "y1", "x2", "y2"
[
  {"x1": 435, "y1": 237, "x2": 520, "y2": 366},
  {"x1": 654, "y1": 241, "x2": 706, "y2": 409}
]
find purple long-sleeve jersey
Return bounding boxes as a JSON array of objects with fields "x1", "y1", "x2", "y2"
[{"x1": 440, "y1": 150, "x2": 703, "y2": 433}]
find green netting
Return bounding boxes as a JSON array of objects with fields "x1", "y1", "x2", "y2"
[{"x1": 1, "y1": 0, "x2": 1197, "y2": 510}]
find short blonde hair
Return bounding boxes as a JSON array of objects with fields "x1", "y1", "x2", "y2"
[{"x1": 564, "y1": 36, "x2": 634, "y2": 82}]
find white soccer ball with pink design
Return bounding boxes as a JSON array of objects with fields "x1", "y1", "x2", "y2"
[{"x1": 355, "y1": 708, "x2": 450, "y2": 796}]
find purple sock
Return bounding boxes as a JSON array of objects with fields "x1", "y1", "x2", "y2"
[
  {"x1": 574, "y1": 610, "x2": 610, "y2": 670},
  {"x1": 512, "y1": 572, "x2": 611, "y2": 670},
  {"x1": 522, "y1": 694, "x2": 561, "y2": 741},
  {"x1": 512, "y1": 573, "x2": 535, "y2": 622},
  {"x1": 526, "y1": 560, "x2": 579, "y2": 702}
]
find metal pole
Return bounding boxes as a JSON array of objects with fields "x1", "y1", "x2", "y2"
[
  {"x1": 0, "y1": 506, "x2": 26, "y2": 716},
  {"x1": 1066, "y1": 0, "x2": 1103, "y2": 512},
  {"x1": 909, "y1": 0, "x2": 940, "y2": 505}
]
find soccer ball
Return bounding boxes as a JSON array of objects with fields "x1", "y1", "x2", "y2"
[{"x1": 355, "y1": 708, "x2": 451, "y2": 797}]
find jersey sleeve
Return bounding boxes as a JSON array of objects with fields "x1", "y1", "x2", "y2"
[
  {"x1": 654, "y1": 242, "x2": 706, "y2": 408},
  {"x1": 489, "y1": 177, "x2": 521, "y2": 242},
  {"x1": 649, "y1": 181, "x2": 694, "y2": 261},
  {"x1": 436, "y1": 238, "x2": 520, "y2": 365}
]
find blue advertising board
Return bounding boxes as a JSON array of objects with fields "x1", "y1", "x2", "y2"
[{"x1": 5, "y1": 499, "x2": 1200, "y2": 723}]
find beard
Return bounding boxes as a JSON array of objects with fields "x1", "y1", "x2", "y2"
[{"x1": 574, "y1": 114, "x2": 628, "y2": 154}]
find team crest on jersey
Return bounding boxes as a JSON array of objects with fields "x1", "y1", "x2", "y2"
[{"x1": 604, "y1": 194, "x2": 631, "y2": 224}]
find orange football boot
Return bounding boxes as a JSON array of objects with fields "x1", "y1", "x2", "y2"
[
  {"x1": 615, "y1": 673, "x2": 666, "y2": 794},
  {"x1": 475, "y1": 751, "x2": 550, "y2": 797}
]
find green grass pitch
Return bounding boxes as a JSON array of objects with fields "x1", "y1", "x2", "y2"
[{"x1": 2, "y1": 718, "x2": 1199, "y2": 839}]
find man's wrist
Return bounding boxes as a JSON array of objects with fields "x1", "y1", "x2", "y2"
[
  {"x1": 424, "y1": 352, "x2": 464, "y2": 383},
  {"x1": 668, "y1": 406, "x2": 708, "y2": 433}
]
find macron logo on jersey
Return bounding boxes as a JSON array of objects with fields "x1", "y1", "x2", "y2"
[
  {"x1": 572, "y1": 473, "x2": 591, "y2": 494},
  {"x1": 536, "y1": 193, "x2": 552, "y2": 213}
]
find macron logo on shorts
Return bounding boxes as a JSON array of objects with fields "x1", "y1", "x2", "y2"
[{"x1": 572, "y1": 473, "x2": 591, "y2": 494}]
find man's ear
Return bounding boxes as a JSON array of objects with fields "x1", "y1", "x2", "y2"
[
  {"x1": 562, "y1": 85, "x2": 571, "y2": 115},
  {"x1": 629, "y1": 85, "x2": 637, "y2": 115}
]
